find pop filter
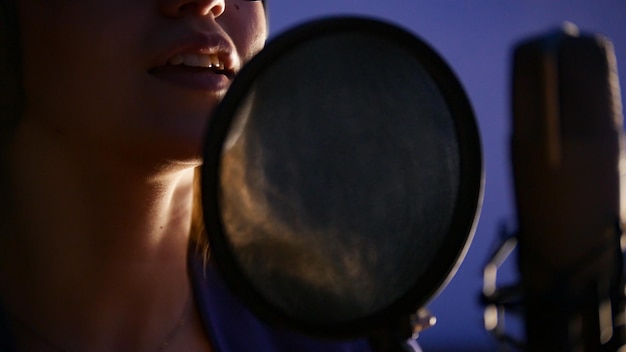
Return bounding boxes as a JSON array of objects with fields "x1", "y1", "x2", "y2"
[{"x1": 201, "y1": 17, "x2": 483, "y2": 339}]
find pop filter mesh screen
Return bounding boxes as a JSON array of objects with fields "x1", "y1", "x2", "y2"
[{"x1": 217, "y1": 30, "x2": 460, "y2": 325}]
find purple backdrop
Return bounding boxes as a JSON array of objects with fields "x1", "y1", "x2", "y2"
[{"x1": 262, "y1": 1, "x2": 626, "y2": 350}]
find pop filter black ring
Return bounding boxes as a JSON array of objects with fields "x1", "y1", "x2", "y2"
[{"x1": 201, "y1": 16, "x2": 483, "y2": 338}]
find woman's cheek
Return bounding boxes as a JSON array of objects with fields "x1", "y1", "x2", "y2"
[{"x1": 223, "y1": 9, "x2": 267, "y2": 63}]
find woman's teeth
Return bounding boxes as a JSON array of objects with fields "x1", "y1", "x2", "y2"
[{"x1": 168, "y1": 53, "x2": 224, "y2": 70}]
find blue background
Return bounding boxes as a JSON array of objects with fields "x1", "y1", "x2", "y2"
[{"x1": 263, "y1": 1, "x2": 626, "y2": 351}]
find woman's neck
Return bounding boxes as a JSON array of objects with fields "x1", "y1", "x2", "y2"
[{"x1": 0, "y1": 115, "x2": 200, "y2": 351}]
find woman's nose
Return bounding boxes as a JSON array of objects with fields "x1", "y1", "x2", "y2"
[{"x1": 159, "y1": 0, "x2": 226, "y2": 18}]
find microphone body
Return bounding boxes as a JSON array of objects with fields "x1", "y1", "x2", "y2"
[{"x1": 512, "y1": 24, "x2": 625, "y2": 351}]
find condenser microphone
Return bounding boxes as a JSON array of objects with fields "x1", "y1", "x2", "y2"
[{"x1": 511, "y1": 23, "x2": 625, "y2": 351}]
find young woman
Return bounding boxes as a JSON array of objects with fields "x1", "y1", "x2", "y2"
[{"x1": 0, "y1": 0, "x2": 373, "y2": 350}]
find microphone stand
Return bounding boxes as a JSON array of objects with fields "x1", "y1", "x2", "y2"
[
  {"x1": 520, "y1": 223, "x2": 625, "y2": 351},
  {"x1": 482, "y1": 223, "x2": 626, "y2": 351}
]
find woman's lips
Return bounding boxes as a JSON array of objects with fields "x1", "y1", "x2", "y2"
[
  {"x1": 149, "y1": 65, "x2": 232, "y2": 92},
  {"x1": 150, "y1": 32, "x2": 239, "y2": 92}
]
